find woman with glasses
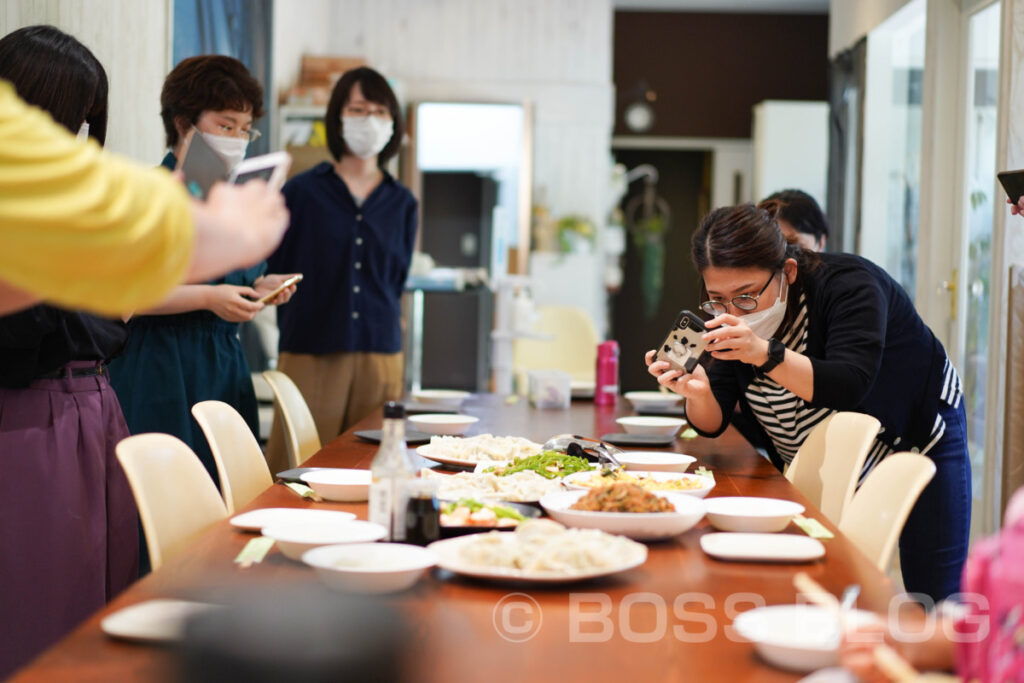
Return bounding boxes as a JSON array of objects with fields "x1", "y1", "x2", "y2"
[
  {"x1": 110, "y1": 55, "x2": 298, "y2": 492},
  {"x1": 646, "y1": 201, "x2": 970, "y2": 604},
  {"x1": 264, "y1": 67, "x2": 417, "y2": 473}
]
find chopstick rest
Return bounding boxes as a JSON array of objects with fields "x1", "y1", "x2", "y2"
[
  {"x1": 793, "y1": 515, "x2": 835, "y2": 539},
  {"x1": 283, "y1": 481, "x2": 323, "y2": 502},
  {"x1": 235, "y1": 537, "x2": 275, "y2": 568}
]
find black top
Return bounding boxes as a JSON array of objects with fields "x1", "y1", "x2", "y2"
[
  {"x1": 0, "y1": 306, "x2": 127, "y2": 388},
  {"x1": 691, "y1": 252, "x2": 948, "y2": 468},
  {"x1": 267, "y1": 162, "x2": 418, "y2": 354}
]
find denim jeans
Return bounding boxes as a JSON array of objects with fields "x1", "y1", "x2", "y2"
[{"x1": 898, "y1": 399, "x2": 972, "y2": 603}]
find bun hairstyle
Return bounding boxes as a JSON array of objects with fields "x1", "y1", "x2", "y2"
[
  {"x1": 691, "y1": 203, "x2": 820, "y2": 326},
  {"x1": 762, "y1": 189, "x2": 829, "y2": 243}
]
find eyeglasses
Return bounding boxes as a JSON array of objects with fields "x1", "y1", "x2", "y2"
[
  {"x1": 212, "y1": 122, "x2": 261, "y2": 142},
  {"x1": 343, "y1": 104, "x2": 392, "y2": 119},
  {"x1": 700, "y1": 271, "x2": 778, "y2": 316}
]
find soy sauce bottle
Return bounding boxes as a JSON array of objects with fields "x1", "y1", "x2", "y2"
[
  {"x1": 369, "y1": 402, "x2": 415, "y2": 541},
  {"x1": 404, "y1": 480, "x2": 440, "y2": 546}
]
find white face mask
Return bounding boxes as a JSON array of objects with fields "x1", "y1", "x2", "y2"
[
  {"x1": 199, "y1": 130, "x2": 249, "y2": 170},
  {"x1": 342, "y1": 116, "x2": 393, "y2": 159},
  {"x1": 76, "y1": 121, "x2": 90, "y2": 142},
  {"x1": 741, "y1": 273, "x2": 788, "y2": 339}
]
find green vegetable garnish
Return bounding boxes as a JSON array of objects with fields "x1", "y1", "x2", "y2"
[
  {"x1": 484, "y1": 451, "x2": 592, "y2": 479},
  {"x1": 695, "y1": 466, "x2": 714, "y2": 481},
  {"x1": 441, "y1": 498, "x2": 527, "y2": 521}
]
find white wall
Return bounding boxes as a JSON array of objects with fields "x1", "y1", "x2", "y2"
[
  {"x1": 272, "y1": 0, "x2": 615, "y2": 334},
  {"x1": 751, "y1": 100, "x2": 829, "y2": 206},
  {"x1": 829, "y1": 0, "x2": 914, "y2": 56},
  {"x1": 0, "y1": 0, "x2": 171, "y2": 163}
]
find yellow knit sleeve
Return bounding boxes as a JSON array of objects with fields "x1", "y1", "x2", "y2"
[{"x1": 0, "y1": 81, "x2": 195, "y2": 315}]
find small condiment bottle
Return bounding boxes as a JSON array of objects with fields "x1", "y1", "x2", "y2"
[{"x1": 403, "y1": 479, "x2": 440, "y2": 546}]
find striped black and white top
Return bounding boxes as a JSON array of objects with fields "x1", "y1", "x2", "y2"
[{"x1": 744, "y1": 297, "x2": 963, "y2": 484}]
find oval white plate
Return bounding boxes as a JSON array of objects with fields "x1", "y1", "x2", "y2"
[
  {"x1": 428, "y1": 533, "x2": 647, "y2": 583},
  {"x1": 229, "y1": 508, "x2": 357, "y2": 532},
  {"x1": 616, "y1": 416, "x2": 687, "y2": 436},
  {"x1": 624, "y1": 391, "x2": 681, "y2": 408},
  {"x1": 540, "y1": 490, "x2": 705, "y2": 540},
  {"x1": 411, "y1": 389, "x2": 471, "y2": 407},
  {"x1": 408, "y1": 413, "x2": 479, "y2": 436},
  {"x1": 700, "y1": 532, "x2": 825, "y2": 563},
  {"x1": 101, "y1": 599, "x2": 218, "y2": 643}
]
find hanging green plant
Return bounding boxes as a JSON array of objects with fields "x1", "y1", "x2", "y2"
[{"x1": 556, "y1": 215, "x2": 595, "y2": 253}]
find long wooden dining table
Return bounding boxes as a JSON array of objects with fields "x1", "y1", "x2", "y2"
[{"x1": 11, "y1": 394, "x2": 896, "y2": 682}]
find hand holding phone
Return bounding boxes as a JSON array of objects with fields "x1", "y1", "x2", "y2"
[
  {"x1": 257, "y1": 274, "x2": 303, "y2": 304},
  {"x1": 998, "y1": 169, "x2": 1024, "y2": 206},
  {"x1": 655, "y1": 310, "x2": 711, "y2": 374}
]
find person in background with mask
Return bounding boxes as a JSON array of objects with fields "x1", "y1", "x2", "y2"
[
  {"x1": 109, "y1": 55, "x2": 298, "y2": 491},
  {"x1": 264, "y1": 67, "x2": 417, "y2": 473},
  {"x1": 762, "y1": 188, "x2": 829, "y2": 251},
  {"x1": 645, "y1": 202, "x2": 970, "y2": 605}
]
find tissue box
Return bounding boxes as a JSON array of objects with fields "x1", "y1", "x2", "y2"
[{"x1": 528, "y1": 370, "x2": 571, "y2": 410}]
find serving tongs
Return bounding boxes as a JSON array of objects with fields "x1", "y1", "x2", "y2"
[{"x1": 541, "y1": 434, "x2": 623, "y2": 469}]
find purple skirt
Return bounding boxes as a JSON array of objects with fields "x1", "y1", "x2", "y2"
[{"x1": 0, "y1": 363, "x2": 138, "y2": 676}]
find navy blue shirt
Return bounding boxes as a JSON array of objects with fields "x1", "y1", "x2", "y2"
[{"x1": 268, "y1": 162, "x2": 418, "y2": 354}]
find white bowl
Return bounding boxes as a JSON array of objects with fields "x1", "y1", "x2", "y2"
[
  {"x1": 705, "y1": 497, "x2": 806, "y2": 533},
  {"x1": 624, "y1": 391, "x2": 682, "y2": 411},
  {"x1": 300, "y1": 469, "x2": 372, "y2": 502},
  {"x1": 616, "y1": 416, "x2": 686, "y2": 437},
  {"x1": 262, "y1": 520, "x2": 388, "y2": 561},
  {"x1": 733, "y1": 605, "x2": 879, "y2": 673},
  {"x1": 562, "y1": 470, "x2": 716, "y2": 499},
  {"x1": 408, "y1": 413, "x2": 479, "y2": 436},
  {"x1": 614, "y1": 451, "x2": 696, "y2": 473},
  {"x1": 302, "y1": 542, "x2": 437, "y2": 594},
  {"x1": 540, "y1": 490, "x2": 705, "y2": 540},
  {"x1": 411, "y1": 389, "x2": 471, "y2": 409}
]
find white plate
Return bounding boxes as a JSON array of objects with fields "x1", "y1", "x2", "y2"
[
  {"x1": 700, "y1": 532, "x2": 825, "y2": 563},
  {"x1": 428, "y1": 532, "x2": 647, "y2": 583},
  {"x1": 407, "y1": 413, "x2": 479, "y2": 436},
  {"x1": 300, "y1": 469, "x2": 372, "y2": 502},
  {"x1": 733, "y1": 605, "x2": 879, "y2": 673},
  {"x1": 100, "y1": 599, "x2": 218, "y2": 643},
  {"x1": 616, "y1": 416, "x2": 687, "y2": 436},
  {"x1": 411, "y1": 389, "x2": 471, "y2": 409},
  {"x1": 624, "y1": 391, "x2": 681, "y2": 410},
  {"x1": 614, "y1": 451, "x2": 697, "y2": 473},
  {"x1": 229, "y1": 508, "x2": 357, "y2": 532},
  {"x1": 705, "y1": 497, "x2": 805, "y2": 533},
  {"x1": 562, "y1": 470, "x2": 715, "y2": 498},
  {"x1": 540, "y1": 490, "x2": 705, "y2": 540},
  {"x1": 263, "y1": 520, "x2": 388, "y2": 561},
  {"x1": 416, "y1": 444, "x2": 482, "y2": 468},
  {"x1": 303, "y1": 543, "x2": 437, "y2": 594}
]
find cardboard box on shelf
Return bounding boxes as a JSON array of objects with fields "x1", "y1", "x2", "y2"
[{"x1": 300, "y1": 55, "x2": 365, "y2": 87}]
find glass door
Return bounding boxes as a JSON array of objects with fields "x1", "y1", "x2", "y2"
[
  {"x1": 956, "y1": 1, "x2": 1001, "y2": 535},
  {"x1": 860, "y1": 0, "x2": 926, "y2": 294}
]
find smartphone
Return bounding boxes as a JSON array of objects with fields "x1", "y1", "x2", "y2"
[
  {"x1": 997, "y1": 169, "x2": 1024, "y2": 204},
  {"x1": 176, "y1": 130, "x2": 229, "y2": 200},
  {"x1": 258, "y1": 274, "x2": 303, "y2": 304},
  {"x1": 655, "y1": 309, "x2": 711, "y2": 374},
  {"x1": 228, "y1": 151, "x2": 293, "y2": 192}
]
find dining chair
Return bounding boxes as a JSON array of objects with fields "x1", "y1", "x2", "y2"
[
  {"x1": 785, "y1": 411, "x2": 881, "y2": 524},
  {"x1": 115, "y1": 433, "x2": 228, "y2": 571},
  {"x1": 512, "y1": 304, "x2": 600, "y2": 394},
  {"x1": 838, "y1": 452, "x2": 936, "y2": 571},
  {"x1": 191, "y1": 400, "x2": 274, "y2": 515},
  {"x1": 262, "y1": 369, "x2": 321, "y2": 469}
]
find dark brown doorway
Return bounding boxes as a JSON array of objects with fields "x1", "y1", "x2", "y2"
[{"x1": 611, "y1": 148, "x2": 710, "y2": 393}]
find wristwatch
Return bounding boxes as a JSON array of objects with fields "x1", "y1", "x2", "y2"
[{"x1": 757, "y1": 338, "x2": 786, "y2": 374}]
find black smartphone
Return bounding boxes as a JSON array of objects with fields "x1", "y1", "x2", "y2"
[
  {"x1": 176, "y1": 130, "x2": 229, "y2": 200},
  {"x1": 997, "y1": 169, "x2": 1024, "y2": 205},
  {"x1": 655, "y1": 309, "x2": 711, "y2": 374}
]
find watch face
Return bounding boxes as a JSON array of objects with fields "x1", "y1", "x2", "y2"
[{"x1": 624, "y1": 102, "x2": 654, "y2": 132}]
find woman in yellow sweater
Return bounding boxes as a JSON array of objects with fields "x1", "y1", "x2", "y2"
[{"x1": 0, "y1": 78, "x2": 290, "y2": 315}]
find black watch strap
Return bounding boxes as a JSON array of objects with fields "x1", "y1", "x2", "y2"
[{"x1": 757, "y1": 338, "x2": 786, "y2": 373}]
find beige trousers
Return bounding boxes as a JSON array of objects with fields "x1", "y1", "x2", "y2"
[{"x1": 264, "y1": 351, "x2": 404, "y2": 474}]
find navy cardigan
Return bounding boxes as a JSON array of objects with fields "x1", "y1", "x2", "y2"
[{"x1": 690, "y1": 252, "x2": 948, "y2": 470}]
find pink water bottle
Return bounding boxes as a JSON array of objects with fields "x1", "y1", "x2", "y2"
[{"x1": 594, "y1": 341, "x2": 619, "y2": 406}]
